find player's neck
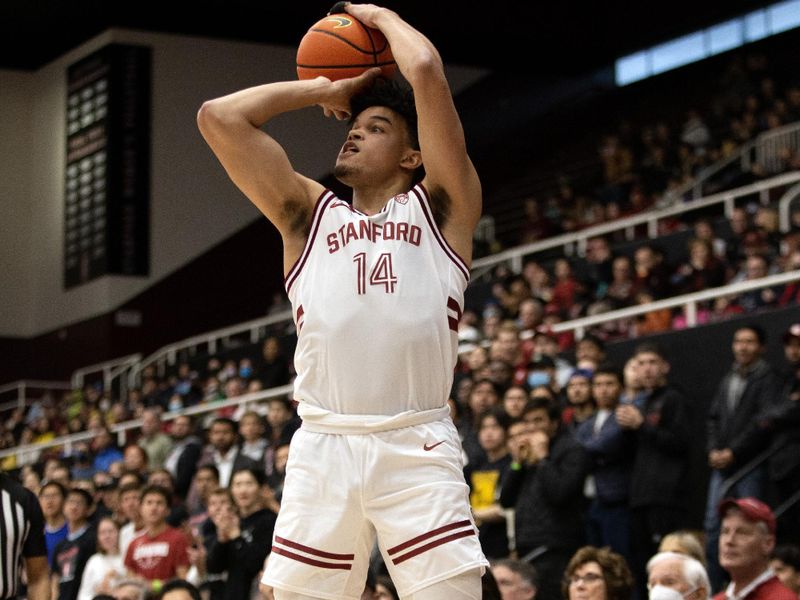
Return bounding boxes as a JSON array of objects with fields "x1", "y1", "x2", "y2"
[{"x1": 351, "y1": 176, "x2": 412, "y2": 215}]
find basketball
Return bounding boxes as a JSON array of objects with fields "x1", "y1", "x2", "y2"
[{"x1": 296, "y1": 13, "x2": 397, "y2": 81}]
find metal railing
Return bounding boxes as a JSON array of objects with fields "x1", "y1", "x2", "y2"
[
  {"x1": 71, "y1": 353, "x2": 142, "y2": 392},
  {"x1": 471, "y1": 171, "x2": 800, "y2": 280},
  {"x1": 125, "y1": 309, "x2": 293, "y2": 390},
  {"x1": 677, "y1": 121, "x2": 800, "y2": 201},
  {"x1": 548, "y1": 269, "x2": 800, "y2": 340},
  {"x1": 0, "y1": 380, "x2": 72, "y2": 413},
  {"x1": 750, "y1": 121, "x2": 800, "y2": 175},
  {"x1": 0, "y1": 385, "x2": 293, "y2": 463}
]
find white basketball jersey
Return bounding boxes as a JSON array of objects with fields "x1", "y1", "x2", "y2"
[{"x1": 285, "y1": 183, "x2": 469, "y2": 426}]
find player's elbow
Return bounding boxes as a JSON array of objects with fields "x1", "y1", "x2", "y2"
[
  {"x1": 404, "y1": 51, "x2": 444, "y2": 86},
  {"x1": 196, "y1": 99, "x2": 224, "y2": 134}
]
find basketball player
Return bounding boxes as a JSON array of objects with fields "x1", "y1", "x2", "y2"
[{"x1": 197, "y1": 2, "x2": 486, "y2": 599}]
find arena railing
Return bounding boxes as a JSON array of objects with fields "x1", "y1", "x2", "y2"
[
  {"x1": 548, "y1": 269, "x2": 800, "y2": 340},
  {"x1": 679, "y1": 120, "x2": 800, "y2": 201},
  {"x1": 747, "y1": 120, "x2": 800, "y2": 176},
  {"x1": 71, "y1": 353, "x2": 142, "y2": 395},
  {"x1": 470, "y1": 170, "x2": 800, "y2": 281},
  {"x1": 0, "y1": 384, "x2": 293, "y2": 464},
  {"x1": 0, "y1": 380, "x2": 72, "y2": 413},
  {"x1": 124, "y1": 309, "x2": 293, "y2": 389},
  {"x1": 107, "y1": 171, "x2": 800, "y2": 395}
]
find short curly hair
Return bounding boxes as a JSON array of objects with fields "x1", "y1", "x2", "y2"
[
  {"x1": 562, "y1": 546, "x2": 634, "y2": 600},
  {"x1": 349, "y1": 77, "x2": 419, "y2": 150}
]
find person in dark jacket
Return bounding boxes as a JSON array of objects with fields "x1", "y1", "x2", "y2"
[
  {"x1": 704, "y1": 324, "x2": 780, "y2": 590},
  {"x1": 163, "y1": 415, "x2": 203, "y2": 500},
  {"x1": 500, "y1": 397, "x2": 589, "y2": 600},
  {"x1": 575, "y1": 364, "x2": 635, "y2": 564},
  {"x1": 206, "y1": 468, "x2": 276, "y2": 600},
  {"x1": 765, "y1": 324, "x2": 800, "y2": 545},
  {"x1": 616, "y1": 342, "x2": 692, "y2": 599}
]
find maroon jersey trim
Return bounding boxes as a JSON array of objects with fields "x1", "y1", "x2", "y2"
[
  {"x1": 412, "y1": 184, "x2": 470, "y2": 282},
  {"x1": 447, "y1": 296, "x2": 462, "y2": 332},
  {"x1": 285, "y1": 190, "x2": 335, "y2": 293}
]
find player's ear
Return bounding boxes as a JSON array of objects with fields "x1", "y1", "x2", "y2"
[{"x1": 400, "y1": 149, "x2": 422, "y2": 170}]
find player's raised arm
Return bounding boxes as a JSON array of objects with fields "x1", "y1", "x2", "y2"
[
  {"x1": 345, "y1": 3, "x2": 482, "y2": 264},
  {"x1": 196, "y1": 70, "x2": 380, "y2": 258}
]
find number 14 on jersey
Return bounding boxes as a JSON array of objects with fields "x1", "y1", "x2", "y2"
[{"x1": 353, "y1": 252, "x2": 397, "y2": 294}]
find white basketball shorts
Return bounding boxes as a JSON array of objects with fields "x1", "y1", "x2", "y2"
[{"x1": 260, "y1": 417, "x2": 488, "y2": 599}]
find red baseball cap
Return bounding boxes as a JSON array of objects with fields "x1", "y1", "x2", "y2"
[{"x1": 718, "y1": 497, "x2": 776, "y2": 534}]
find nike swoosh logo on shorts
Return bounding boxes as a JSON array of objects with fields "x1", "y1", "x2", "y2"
[{"x1": 423, "y1": 441, "x2": 445, "y2": 451}]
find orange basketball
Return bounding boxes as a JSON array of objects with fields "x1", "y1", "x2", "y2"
[{"x1": 296, "y1": 13, "x2": 397, "y2": 81}]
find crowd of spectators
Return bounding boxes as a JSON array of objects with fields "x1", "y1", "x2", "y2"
[
  {"x1": 474, "y1": 199, "x2": 800, "y2": 352},
  {"x1": 514, "y1": 51, "x2": 800, "y2": 248},
  {"x1": 2, "y1": 310, "x2": 799, "y2": 599}
]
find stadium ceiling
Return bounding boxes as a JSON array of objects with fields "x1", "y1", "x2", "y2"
[{"x1": 0, "y1": 0, "x2": 772, "y2": 74}]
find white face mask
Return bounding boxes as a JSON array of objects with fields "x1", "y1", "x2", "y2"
[{"x1": 649, "y1": 585, "x2": 692, "y2": 600}]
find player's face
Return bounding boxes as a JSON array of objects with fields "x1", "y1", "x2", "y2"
[{"x1": 334, "y1": 106, "x2": 417, "y2": 185}]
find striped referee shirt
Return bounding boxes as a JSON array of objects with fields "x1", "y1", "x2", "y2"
[{"x1": 0, "y1": 472, "x2": 47, "y2": 599}]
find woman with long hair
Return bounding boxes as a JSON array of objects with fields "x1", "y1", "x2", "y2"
[
  {"x1": 206, "y1": 468, "x2": 278, "y2": 599},
  {"x1": 77, "y1": 516, "x2": 124, "y2": 600}
]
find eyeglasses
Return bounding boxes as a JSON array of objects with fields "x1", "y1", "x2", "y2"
[{"x1": 568, "y1": 572, "x2": 604, "y2": 585}]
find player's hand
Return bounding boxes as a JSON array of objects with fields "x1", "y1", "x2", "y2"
[
  {"x1": 317, "y1": 68, "x2": 382, "y2": 120},
  {"x1": 342, "y1": 3, "x2": 390, "y2": 29}
]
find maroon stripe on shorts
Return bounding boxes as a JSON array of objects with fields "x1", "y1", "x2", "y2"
[
  {"x1": 272, "y1": 546, "x2": 352, "y2": 570},
  {"x1": 386, "y1": 519, "x2": 472, "y2": 555},
  {"x1": 274, "y1": 536, "x2": 355, "y2": 560},
  {"x1": 391, "y1": 529, "x2": 476, "y2": 565}
]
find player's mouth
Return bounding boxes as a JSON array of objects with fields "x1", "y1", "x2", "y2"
[{"x1": 340, "y1": 141, "x2": 359, "y2": 156}]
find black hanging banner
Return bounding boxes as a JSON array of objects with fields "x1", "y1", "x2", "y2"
[{"x1": 64, "y1": 43, "x2": 151, "y2": 289}]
